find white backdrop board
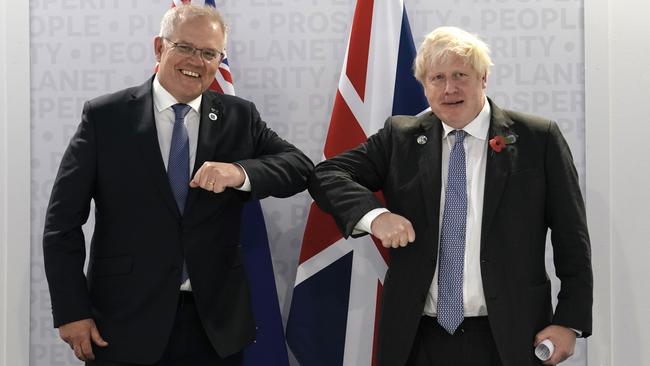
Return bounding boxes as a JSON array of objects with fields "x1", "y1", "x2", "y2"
[{"x1": 28, "y1": 0, "x2": 586, "y2": 365}]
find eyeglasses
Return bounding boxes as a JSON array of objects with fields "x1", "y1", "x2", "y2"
[{"x1": 162, "y1": 37, "x2": 224, "y2": 63}]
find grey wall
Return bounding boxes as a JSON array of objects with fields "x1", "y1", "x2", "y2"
[{"x1": 585, "y1": 0, "x2": 650, "y2": 365}]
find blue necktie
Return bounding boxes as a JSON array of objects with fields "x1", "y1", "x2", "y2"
[
  {"x1": 168, "y1": 103, "x2": 191, "y2": 213},
  {"x1": 437, "y1": 130, "x2": 467, "y2": 334},
  {"x1": 169, "y1": 103, "x2": 191, "y2": 283}
]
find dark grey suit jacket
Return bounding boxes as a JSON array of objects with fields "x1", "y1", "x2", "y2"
[
  {"x1": 43, "y1": 77, "x2": 313, "y2": 364},
  {"x1": 308, "y1": 99, "x2": 592, "y2": 366}
]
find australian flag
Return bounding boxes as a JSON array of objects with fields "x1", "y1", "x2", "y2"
[{"x1": 169, "y1": 1, "x2": 290, "y2": 365}]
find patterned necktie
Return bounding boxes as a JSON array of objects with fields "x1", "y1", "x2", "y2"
[
  {"x1": 437, "y1": 129, "x2": 467, "y2": 334},
  {"x1": 168, "y1": 103, "x2": 191, "y2": 214},
  {"x1": 169, "y1": 103, "x2": 191, "y2": 283}
]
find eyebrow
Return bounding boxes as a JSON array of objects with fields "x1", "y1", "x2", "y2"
[{"x1": 174, "y1": 40, "x2": 220, "y2": 50}]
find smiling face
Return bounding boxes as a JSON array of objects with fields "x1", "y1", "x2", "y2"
[
  {"x1": 154, "y1": 15, "x2": 224, "y2": 103},
  {"x1": 423, "y1": 52, "x2": 487, "y2": 129}
]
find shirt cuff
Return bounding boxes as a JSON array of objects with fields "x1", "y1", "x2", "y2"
[
  {"x1": 180, "y1": 279, "x2": 192, "y2": 291},
  {"x1": 234, "y1": 164, "x2": 251, "y2": 192},
  {"x1": 571, "y1": 328, "x2": 582, "y2": 337},
  {"x1": 353, "y1": 208, "x2": 390, "y2": 235}
]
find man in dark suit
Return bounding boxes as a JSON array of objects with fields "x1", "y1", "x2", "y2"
[
  {"x1": 308, "y1": 26, "x2": 592, "y2": 366},
  {"x1": 43, "y1": 4, "x2": 312, "y2": 366}
]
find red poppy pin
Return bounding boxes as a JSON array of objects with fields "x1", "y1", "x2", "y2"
[{"x1": 489, "y1": 133, "x2": 517, "y2": 153}]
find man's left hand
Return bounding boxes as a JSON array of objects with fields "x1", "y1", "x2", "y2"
[
  {"x1": 190, "y1": 162, "x2": 245, "y2": 193},
  {"x1": 534, "y1": 325, "x2": 577, "y2": 365}
]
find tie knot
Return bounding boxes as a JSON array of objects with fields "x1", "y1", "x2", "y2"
[
  {"x1": 172, "y1": 103, "x2": 192, "y2": 120},
  {"x1": 452, "y1": 129, "x2": 466, "y2": 145}
]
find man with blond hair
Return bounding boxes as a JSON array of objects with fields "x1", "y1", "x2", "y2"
[
  {"x1": 308, "y1": 26, "x2": 592, "y2": 365},
  {"x1": 43, "y1": 4, "x2": 312, "y2": 365}
]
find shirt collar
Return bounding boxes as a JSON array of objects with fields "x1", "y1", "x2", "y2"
[
  {"x1": 441, "y1": 96, "x2": 491, "y2": 141},
  {"x1": 153, "y1": 74, "x2": 202, "y2": 114}
]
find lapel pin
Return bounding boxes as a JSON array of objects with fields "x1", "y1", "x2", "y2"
[
  {"x1": 417, "y1": 135, "x2": 428, "y2": 145},
  {"x1": 208, "y1": 112, "x2": 218, "y2": 121}
]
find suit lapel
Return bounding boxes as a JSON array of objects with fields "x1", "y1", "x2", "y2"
[
  {"x1": 481, "y1": 100, "x2": 515, "y2": 238},
  {"x1": 130, "y1": 77, "x2": 181, "y2": 218},
  {"x1": 185, "y1": 91, "x2": 224, "y2": 213},
  {"x1": 416, "y1": 113, "x2": 443, "y2": 229}
]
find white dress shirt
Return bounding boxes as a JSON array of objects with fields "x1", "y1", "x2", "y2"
[
  {"x1": 153, "y1": 76, "x2": 201, "y2": 173},
  {"x1": 355, "y1": 97, "x2": 491, "y2": 317},
  {"x1": 424, "y1": 99, "x2": 490, "y2": 317},
  {"x1": 152, "y1": 76, "x2": 251, "y2": 290}
]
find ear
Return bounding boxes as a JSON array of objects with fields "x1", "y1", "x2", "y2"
[
  {"x1": 481, "y1": 73, "x2": 488, "y2": 89},
  {"x1": 154, "y1": 36, "x2": 163, "y2": 62}
]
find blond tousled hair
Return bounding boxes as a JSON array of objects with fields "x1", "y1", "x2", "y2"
[{"x1": 413, "y1": 26, "x2": 493, "y2": 83}]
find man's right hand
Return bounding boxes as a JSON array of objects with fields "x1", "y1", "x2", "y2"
[
  {"x1": 370, "y1": 212, "x2": 416, "y2": 248},
  {"x1": 58, "y1": 318, "x2": 108, "y2": 362}
]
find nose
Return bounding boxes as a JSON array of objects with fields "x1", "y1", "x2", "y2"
[
  {"x1": 443, "y1": 79, "x2": 458, "y2": 94},
  {"x1": 183, "y1": 49, "x2": 205, "y2": 65}
]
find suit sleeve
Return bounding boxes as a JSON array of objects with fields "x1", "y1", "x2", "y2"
[
  {"x1": 308, "y1": 118, "x2": 394, "y2": 238},
  {"x1": 544, "y1": 121, "x2": 593, "y2": 336},
  {"x1": 42, "y1": 101, "x2": 96, "y2": 327},
  {"x1": 235, "y1": 102, "x2": 313, "y2": 200}
]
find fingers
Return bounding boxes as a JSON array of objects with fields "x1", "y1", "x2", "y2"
[
  {"x1": 91, "y1": 326, "x2": 109, "y2": 347},
  {"x1": 534, "y1": 325, "x2": 576, "y2": 365},
  {"x1": 189, "y1": 164, "x2": 224, "y2": 192},
  {"x1": 72, "y1": 343, "x2": 83, "y2": 361},
  {"x1": 190, "y1": 162, "x2": 244, "y2": 193},
  {"x1": 545, "y1": 351, "x2": 568, "y2": 366},
  {"x1": 371, "y1": 213, "x2": 416, "y2": 248},
  {"x1": 380, "y1": 228, "x2": 410, "y2": 248},
  {"x1": 544, "y1": 343, "x2": 573, "y2": 366},
  {"x1": 74, "y1": 324, "x2": 108, "y2": 362},
  {"x1": 406, "y1": 224, "x2": 416, "y2": 243},
  {"x1": 59, "y1": 318, "x2": 106, "y2": 362},
  {"x1": 79, "y1": 337, "x2": 96, "y2": 361}
]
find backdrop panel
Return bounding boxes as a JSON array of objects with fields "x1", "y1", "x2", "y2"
[{"x1": 29, "y1": 0, "x2": 585, "y2": 365}]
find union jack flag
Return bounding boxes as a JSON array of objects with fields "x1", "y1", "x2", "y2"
[
  {"x1": 286, "y1": 1, "x2": 428, "y2": 365},
  {"x1": 167, "y1": 1, "x2": 289, "y2": 365}
]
